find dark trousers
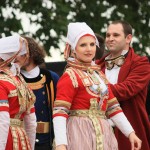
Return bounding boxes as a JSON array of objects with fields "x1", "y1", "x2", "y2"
[{"x1": 35, "y1": 143, "x2": 52, "y2": 150}]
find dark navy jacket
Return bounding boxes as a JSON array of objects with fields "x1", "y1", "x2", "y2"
[{"x1": 22, "y1": 68, "x2": 59, "y2": 147}]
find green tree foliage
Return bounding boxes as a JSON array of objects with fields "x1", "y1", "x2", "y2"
[{"x1": 0, "y1": 0, "x2": 149, "y2": 56}]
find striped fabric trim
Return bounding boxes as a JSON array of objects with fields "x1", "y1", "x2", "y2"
[
  {"x1": 53, "y1": 109, "x2": 69, "y2": 115},
  {"x1": 0, "y1": 100, "x2": 8, "y2": 103},
  {"x1": 53, "y1": 106, "x2": 69, "y2": 113},
  {"x1": 53, "y1": 100, "x2": 70, "y2": 118},
  {"x1": 107, "y1": 103, "x2": 120, "y2": 111},
  {"x1": 0, "y1": 100, "x2": 9, "y2": 109},
  {"x1": 107, "y1": 106, "x2": 122, "y2": 118},
  {"x1": 54, "y1": 100, "x2": 71, "y2": 109},
  {"x1": 53, "y1": 113, "x2": 68, "y2": 118},
  {"x1": 107, "y1": 97, "x2": 119, "y2": 108},
  {"x1": 109, "y1": 110, "x2": 123, "y2": 118},
  {"x1": 53, "y1": 108, "x2": 69, "y2": 118}
]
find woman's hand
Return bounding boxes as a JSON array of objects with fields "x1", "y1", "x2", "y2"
[
  {"x1": 129, "y1": 132, "x2": 142, "y2": 150},
  {"x1": 55, "y1": 145, "x2": 67, "y2": 150}
]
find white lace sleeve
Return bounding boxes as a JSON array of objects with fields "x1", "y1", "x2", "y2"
[
  {"x1": 24, "y1": 112, "x2": 37, "y2": 150},
  {"x1": 0, "y1": 111, "x2": 10, "y2": 150},
  {"x1": 53, "y1": 116, "x2": 68, "y2": 146},
  {"x1": 110, "y1": 112, "x2": 134, "y2": 137}
]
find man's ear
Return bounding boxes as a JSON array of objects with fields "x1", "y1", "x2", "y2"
[{"x1": 126, "y1": 34, "x2": 132, "y2": 44}]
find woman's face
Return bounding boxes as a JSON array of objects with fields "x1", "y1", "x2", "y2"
[{"x1": 75, "y1": 36, "x2": 96, "y2": 63}]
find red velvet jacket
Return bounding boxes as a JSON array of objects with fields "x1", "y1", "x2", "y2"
[{"x1": 96, "y1": 47, "x2": 150, "y2": 150}]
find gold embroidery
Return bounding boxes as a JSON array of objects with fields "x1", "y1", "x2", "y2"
[
  {"x1": 73, "y1": 68, "x2": 93, "y2": 87},
  {"x1": 10, "y1": 126, "x2": 31, "y2": 150},
  {"x1": 10, "y1": 126, "x2": 19, "y2": 150},
  {"x1": 107, "y1": 97, "x2": 118, "y2": 105},
  {"x1": 0, "y1": 69, "x2": 35, "y2": 114},
  {"x1": 17, "y1": 127, "x2": 27, "y2": 150},
  {"x1": 65, "y1": 63, "x2": 108, "y2": 100},
  {"x1": 27, "y1": 75, "x2": 46, "y2": 90},
  {"x1": 86, "y1": 87, "x2": 99, "y2": 97},
  {"x1": 0, "y1": 74, "x2": 15, "y2": 85},
  {"x1": 8, "y1": 89, "x2": 18, "y2": 97},
  {"x1": 66, "y1": 68, "x2": 78, "y2": 88}
]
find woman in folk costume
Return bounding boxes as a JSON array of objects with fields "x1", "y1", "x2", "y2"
[
  {"x1": 0, "y1": 35, "x2": 36, "y2": 150},
  {"x1": 53, "y1": 22, "x2": 142, "y2": 150}
]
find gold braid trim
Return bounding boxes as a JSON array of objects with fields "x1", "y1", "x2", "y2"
[
  {"x1": 65, "y1": 68, "x2": 78, "y2": 88},
  {"x1": 86, "y1": 87, "x2": 99, "y2": 97},
  {"x1": 27, "y1": 75, "x2": 46, "y2": 90},
  {"x1": 8, "y1": 89, "x2": 18, "y2": 97},
  {"x1": 73, "y1": 68, "x2": 93, "y2": 87},
  {"x1": 10, "y1": 126, "x2": 31, "y2": 150},
  {"x1": 10, "y1": 126, "x2": 19, "y2": 150},
  {"x1": 70, "y1": 98, "x2": 105, "y2": 150},
  {"x1": 21, "y1": 128, "x2": 31, "y2": 150},
  {"x1": 17, "y1": 127, "x2": 27, "y2": 150},
  {"x1": 54, "y1": 100, "x2": 71, "y2": 109},
  {"x1": 0, "y1": 74, "x2": 15, "y2": 85}
]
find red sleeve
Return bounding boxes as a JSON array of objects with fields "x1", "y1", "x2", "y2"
[
  {"x1": 110, "y1": 56, "x2": 150, "y2": 101},
  {"x1": 56, "y1": 72, "x2": 78, "y2": 104},
  {"x1": 53, "y1": 72, "x2": 78, "y2": 118},
  {"x1": 0, "y1": 83, "x2": 9, "y2": 112}
]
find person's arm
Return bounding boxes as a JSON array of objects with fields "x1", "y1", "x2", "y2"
[
  {"x1": 110, "y1": 113, "x2": 142, "y2": 150},
  {"x1": 53, "y1": 70, "x2": 78, "y2": 148},
  {"x1": 53, "y1": 116, "x2": 67, "y2": 149},
  {"x1": 110, "y1": 57, "x2": 150, "y2": 101},
  {"x1": 106, "y1": 85, "x2": 142, "y2": 149},
  {"x1": 24, "y1": 106, "x2": 37, "y2": 150},
  {"x1": 0, "y1": 111, "x2": 10, "y2": 150},
  {"x1": 0, "y1": 84, "x2": 10, "y2": 150}
]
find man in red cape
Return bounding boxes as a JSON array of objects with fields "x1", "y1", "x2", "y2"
[{"x1": 96, "y1": 20, "x2": 150, "y2": 150}]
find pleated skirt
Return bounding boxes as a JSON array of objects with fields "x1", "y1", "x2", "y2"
[{"x1": 66, "y1": 116, "x2": 118, "y2": 150}]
